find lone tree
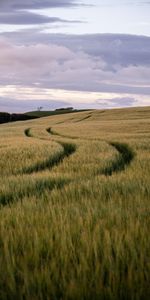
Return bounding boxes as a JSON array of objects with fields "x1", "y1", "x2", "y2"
[{"x1": 37, "y1": 106, "x2": 43, "y2": 111}]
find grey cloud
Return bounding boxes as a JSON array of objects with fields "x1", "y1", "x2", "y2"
[
  {"x1": 0, "y1": 0, "x2": 81, "y2": 26},
  {"x1": 4, "y1": 31, "x2": 150, "y2": 67},
  {"x1": 95, "y1": 0, "x2": 150, "y2": 6},
  {"x1": 43, "y1": 33, "x2": 150, "y2": 67},
  {"x1": 0, "y1": 98, "x2": 71, "y2": 113},
  {"x1": 96, "y1": 97, "x2": 136, "y2": 108},
  {"x1": 0, "y1": 33, "x2": 150, "y2": 96},
  {"x1": 0, "y1": 11, "x2": 76, "y2": 25},
  {"x1": 0, "y1": 0, "x2": 79, "y2": 10}
]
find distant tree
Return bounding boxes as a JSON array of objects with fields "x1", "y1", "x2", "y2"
[{"x1": 37, "y1": 106, "x2": 43, "y2": 111}]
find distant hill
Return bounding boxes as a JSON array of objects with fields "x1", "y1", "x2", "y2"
[
  {"x1": 25, "y1": 108, "x2": 90, "y2": 118},
  {"x1": 0, "y1": 109, "x2": 91, "y2": 124},
  {"x1": 0, "y1": 112, "x2": 38, "y2": 124}
]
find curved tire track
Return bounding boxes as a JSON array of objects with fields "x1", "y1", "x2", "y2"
[
  {"x1": 47, "y1": 128, "x2": 135, "y2": 176},
  {"x1": 102, "y1": 142, "x2": 135, "y2": 176},
  {"x1": 24, "y1": 128, "x2": 33, "y2": 137},
  {"x1": 0, "y1": 127, "x2": 76, "y2": 206},
  {"x1": 47, "y1": 127, "x2": 78, "y2": 140},
  {"x1": 0, "y1": 129, "x2": 135, "y2": 207},
  {"x1": 0, "y1": 177, "x2": 69, "y2": 206},
  {"x1": 23, "y1": 128, "x2": 76, "y2": 174}
]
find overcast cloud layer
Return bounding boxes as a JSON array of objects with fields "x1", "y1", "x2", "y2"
[
  {"x1": 0, "y1": 0, "x2": 78, "y2": 9},
  {"x1": 0, "y1": 0, "x2": 150, "y2": 112},
  {"x1": 0, "y1": 0, "x2": 80, "y2": 25},
  {"x1": 0, "y1": 34, "x2": 150, "y2": 94}
]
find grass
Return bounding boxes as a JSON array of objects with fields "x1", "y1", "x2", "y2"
[{"x1": 0, "y1": 106, "x2": 149, "y2": 299}]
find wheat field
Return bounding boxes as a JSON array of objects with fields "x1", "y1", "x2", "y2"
[{"x1": 0, "y1": 106, "x2": 149, "y2": 300}]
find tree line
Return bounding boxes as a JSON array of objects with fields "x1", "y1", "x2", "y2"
[{"x1": 0, "y1": 112, "x2": 38, "y2": 124}]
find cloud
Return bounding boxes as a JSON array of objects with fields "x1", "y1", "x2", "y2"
[
  {"x1": 0, "y1": 0, "x2": 79, "y2": 10},
  {"x1": 96, "y1": 97, "x2": 136, "y2": 108},
  {"x1": 0, "y1": 0, "x2": 81, "y2": 26},
  {"x1": 0, "y1": 11, "x2": 77, "y2": 25},
  {"x1": 0, "y1": 1, "x2": 149, "y2": 110},
  {"x1": 4, "y1": 31, "x2": 150, "y2": 67},
  {"x1": 44, "y1": 33, "x2": 150, "y2": 68},
  {"x1": 0, "y1": 34, "x2": 150, "y2": 97},
  {"x1": 0, "y1": 97, "x2": 71, "y2": 113},
  {"x1": 1, "y1": 86, "x2": 149, "y2": 112}
]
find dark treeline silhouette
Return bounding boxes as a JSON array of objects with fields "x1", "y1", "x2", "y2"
[
  {"x1": 55, "y1": 107, "x2": 73, "y2": 111},
  {"x1": 0, "y1": 112, "x2": 38, "y2": 124}
]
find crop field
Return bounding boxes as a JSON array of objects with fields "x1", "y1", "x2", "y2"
[{"x1": 0, "y1": 106, "x2": 149, "y2": 300}]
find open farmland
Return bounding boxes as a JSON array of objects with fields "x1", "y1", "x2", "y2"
[{"x1": 0, "y1": 106, "x2": 150, "y2": 299}]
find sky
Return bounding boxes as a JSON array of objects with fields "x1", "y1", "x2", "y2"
[{"x1": 0, "y1": 0, "x2": 150, "y2": 112}]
